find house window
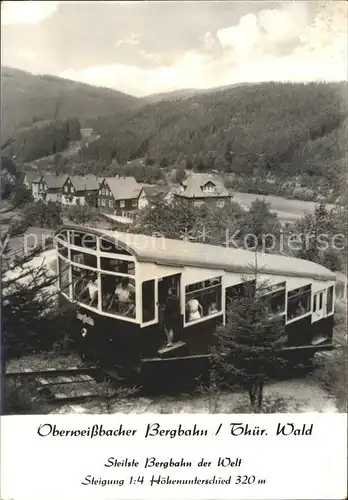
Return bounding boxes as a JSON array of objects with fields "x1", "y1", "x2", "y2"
[
  {"x1": 102, "y1": 188, "x2": 105, "y2": 195},
  {"x1": 120, "y1": 200, "x2": 125, "y2": 208},
  {"x1": 109, "y1": 200, "x2": 114, "y2": 208},
  {"x1": 202, "y1": 183, "x2": 215, "y2": 193},
  {"x1": 326, "y1": 286, "x2": 334, "y2": 315},
  {"x1": 132, "y1": 199, "x2": 138, "y2": 208},
  {"x1": 287, "y1": 285, "x2": 311, "y2": 321},
  {"x1": 101, "y1": 199, "x2": 106, "y2": 207},
  {"x1": 216, "y1": 200, "x2": 225, "y2": 208},
  {"x1": 185, "y1": 277, "x2": 222, "y2": 322},
  {"x1": 64, "y1": 185, "x2": 68, "y2": 192},
  {"x1": 142, "y1": 280, "x2": 155, "y2": 322}
]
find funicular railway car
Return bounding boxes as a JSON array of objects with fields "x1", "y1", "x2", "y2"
[{"x1": 54, "y1": 225, "x2": 336, "y2": 381}]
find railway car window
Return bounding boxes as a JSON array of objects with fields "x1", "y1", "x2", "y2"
[
  {"x1": 257, "y1": 282, "x2": 286, "y2": 315},
  {"x1": 268, "y1": 290, "x2": 286, "y2": 314},
  {"x1": 57, "y1": 241, "x2": 69, "y2": 258},
  {"x1": 185, "y1": 277, "x2": 222, "y2": 322},
  {"x1": 313, "y1": 291, "x2": 324, "y2": 312},
  {"x1": 58, "y1": 258, "x2": 70, "y2": 295},
  {"x1": 101, "y1": 257, "x2": 135, "y2": 275},
  {"x1": 69, "y1": 231, "x2": 97, "y2": 250},
  {"x1": 71, "y1": 249, "x2": 97, "y2": 268},
  {"x1": 72, "y1": 266, "x2": 99, "y2": 308},
  {"x1": 101, "y1": 275, "x2": 136, "y2": 319},
  {"x1": 326, "y1": 286, "x2": 334, "y2": 315},
  {"x1": 99, "y1": 238, "x2": 132, "y2": 255},
  {"x1": 56, "y1": 230, "x2": 69, "y2": 244},
  {"x1": 142, "y1": 280, "x2": 155, "y2": 322},
  {"x1": 225, "y1": 280, "x2": 256, "y2": 306},
  {"x1": 287, "y1": 285, "x2": 311, "y2": 320}
]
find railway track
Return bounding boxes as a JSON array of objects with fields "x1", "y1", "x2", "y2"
[{"x1": 5, "y1": 365, "x2": 133, "y2": 405}]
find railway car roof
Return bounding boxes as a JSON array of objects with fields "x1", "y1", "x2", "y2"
[{"x1": 56, "y1": 226, "x2": 336, "y2": 282}]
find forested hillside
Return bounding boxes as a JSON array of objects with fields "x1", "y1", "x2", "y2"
[
  {"x1": 1, "y1": 67, "x2": 140, "y2": 141},
  {"x1": 7, "y1": 118, "x2": 82, "y2": 162},
  {"x1": 82, "y1": 82, "x2": 346, "y2": 201}
]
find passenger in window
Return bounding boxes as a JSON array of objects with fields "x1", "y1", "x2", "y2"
[
  {"x1": 296, "y1": 301, "x2": 306, "y2": 317},
  {"x1": 187, "y1": 297, "x2": 203, "y2": 321},
  {"x1": 208, "y1": 301, "x2": 219, "y2": 315},
  {"x1": 87, "y1": 277, "x2": 98, "y2": 306},
  {"x1": 78, "y1": 273, "x2": 98, "y2": 306},
  {"x1": 276, "y1": 304, "x2": 283, "y2": 313},
  {"x1": 115, "y1": 278, "x2": 135, "y2": 302},
  {"x1": 108, "y1": 278, "x2": 135, "y2": 315}
]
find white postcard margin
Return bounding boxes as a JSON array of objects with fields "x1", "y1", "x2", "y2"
[{"x1": 1, "y1": 413, "x2": 347, "y2": 500}]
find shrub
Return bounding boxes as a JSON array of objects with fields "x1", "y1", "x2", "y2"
[
  {"x1": 2, "y1": 378, "x2": 49, "y2": 415},
  {"x1": 232, "y1": 394, "x2": 303, "y2": 413}
]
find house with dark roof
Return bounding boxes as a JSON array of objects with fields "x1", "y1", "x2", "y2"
[
  {"x1": 97, "y1": 176, "x2": 142, "y2": 214},
  {"x1": 171, "y1": 173, "x2": 233, "y2": 208},
  {"x1": 60, "y1": 175, "x2": 102, "y2": 207},
  {"x1": 31, "y1": 173, "x2": 68, "y2": 203},
  {"x1": 138, "y1": 184, "x2": 173, "y2": 209}
]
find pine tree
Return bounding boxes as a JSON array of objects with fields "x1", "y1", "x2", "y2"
[{"x1": 212, "y1": 256, "x2": 288, "y2": 408}]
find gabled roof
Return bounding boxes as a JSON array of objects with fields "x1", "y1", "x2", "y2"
[
  {"x1": 31, "y1": 174, "x2": 43, "y2": 184},
  {"x1": 103, "y1": 176, "x2": 141, "y2": 200},
  {"x1": 44, "y1": 173, "x2": 69, "y2": 189},
  {"x1": 24, "y1": 171, "x2": 40, "y2": 182},
  {"x1": 173, "y1": 173, "x2": 230, "y2": 198},
  {"x1": 69, "y1": 175, "x2": 101, "y2": 192}
]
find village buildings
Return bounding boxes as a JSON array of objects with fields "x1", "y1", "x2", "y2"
[
  {"x1": 171, "y1": 172, "x2": 232, "y2": 208},
  {"x1": 24, "y1": 168, "x2": 232, "y2": 220},
  {"x1": 138, "y1": 185, "x2": 173, "y2": 209},
  {"x1": 31, "y1": 173, "x2": 68, "y2": 203},
  {"x1": 60, "y1": 175, "x2": 101, "y2": 206},
  {"x1": 97, "y1": 176, "x2": 141, "y2": 214}
]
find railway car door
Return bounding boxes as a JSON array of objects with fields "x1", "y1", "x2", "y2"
[{"x1": 157, "y1": 274, "x2": 183, "y2": 342}]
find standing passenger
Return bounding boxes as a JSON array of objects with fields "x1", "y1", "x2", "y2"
[{"x1": 163, "y1": 288, "x2": 180, "y2": 346}]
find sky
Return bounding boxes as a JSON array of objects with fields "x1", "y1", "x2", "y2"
[{"x1": 1, "y1": 1, "x2": 347, "y2": 96}]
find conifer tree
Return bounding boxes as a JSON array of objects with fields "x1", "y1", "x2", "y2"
[{"x1": 213, "y1": 255, "x2": 288, "y2": 408}]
